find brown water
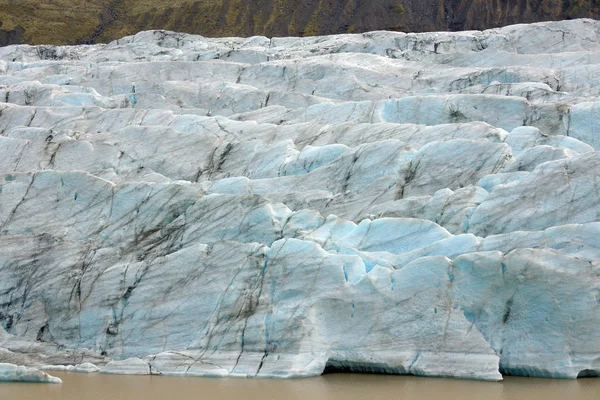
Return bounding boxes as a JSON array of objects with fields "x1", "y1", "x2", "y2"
[{"x1": 1, "y1": 373, "x2": 599, "y2": 400}]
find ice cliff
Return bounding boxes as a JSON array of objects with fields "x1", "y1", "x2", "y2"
[{"x1": 0, "y1": 19, "x2": 599, "y2": 381}]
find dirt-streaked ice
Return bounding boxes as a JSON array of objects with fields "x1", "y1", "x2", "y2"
[{"x1": 0, "y1": 19, "x2": 599, "y2": 381}]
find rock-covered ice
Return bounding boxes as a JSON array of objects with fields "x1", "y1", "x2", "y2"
[{"x1": 0, "y1": 19, "x2": 599, "y2": 381}]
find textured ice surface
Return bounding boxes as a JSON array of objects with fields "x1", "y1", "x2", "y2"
[
  {"x1": 0, "y1": 363, "x2": 62, "y2": 383},
  {"x1": 71, "y1": 363, "x2": 101, "y2": 373},
  {"x1": 0, "y1": 19, "x2": 599, "y2": 381},
  {"x1": 101, "y1": 358, "x2": 151, "y2": 375}
]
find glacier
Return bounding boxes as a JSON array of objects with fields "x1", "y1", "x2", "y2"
[{"x1": 0, "y1": 19, "x2": 599, "y2": 381}]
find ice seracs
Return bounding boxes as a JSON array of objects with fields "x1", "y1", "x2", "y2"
[{"x1": 0, "y1": 19, "x2": 599, "y2": 381}]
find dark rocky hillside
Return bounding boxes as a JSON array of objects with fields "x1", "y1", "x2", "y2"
[{"x1": 0, "y1": 0, "x2": 599, "y2": 45}]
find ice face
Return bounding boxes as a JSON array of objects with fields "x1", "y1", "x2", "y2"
[{"x1": 0, "y1": 19, "x2": 599, "y2": 381}]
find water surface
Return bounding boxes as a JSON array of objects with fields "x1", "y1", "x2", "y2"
[{"x1": 1, "y1": 373, "x2": 599, "y2": 400}]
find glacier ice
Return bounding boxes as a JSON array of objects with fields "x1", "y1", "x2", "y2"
[
  {"x1": 0, "y1": 363, "x2": 62, "y2": 383},
  {"x1": 0, "y1": 19, "x2": 599, "y2": 381},
  {"x1": 71, "y1": 363, "x2": 101, "y2": 373},
  {"x1": 101, "y1": 358, "x2": 151, "y2": 375}
]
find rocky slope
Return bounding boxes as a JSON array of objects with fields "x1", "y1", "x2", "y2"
[
  {"x1": 0, "y1": 19, "x2": 599, "y2": 380},
  {"x1": 1, "y1": 0, "x2": 600, "y2": 45}
]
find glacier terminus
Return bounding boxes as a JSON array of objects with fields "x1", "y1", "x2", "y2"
[{"x1": 0, "y1": 19, "x2": 599, "y2": 382}]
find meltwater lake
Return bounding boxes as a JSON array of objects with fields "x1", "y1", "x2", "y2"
[{"x1": 1, "y1": 373, "x2": 599, "y2": 400}]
